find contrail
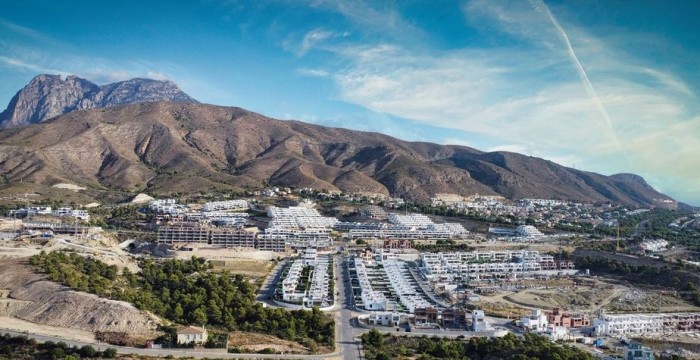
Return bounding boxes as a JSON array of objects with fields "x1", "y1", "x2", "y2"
[{"x1": 531, "y1": 0, "x2": 628, "y2": 160}]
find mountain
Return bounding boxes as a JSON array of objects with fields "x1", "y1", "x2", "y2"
[
  {"x1": 0, "y1": 101, "x2": 677, "y2": 207},
  {"x1": 0, "y1": 74, "x2": 197, "y2": 128}
]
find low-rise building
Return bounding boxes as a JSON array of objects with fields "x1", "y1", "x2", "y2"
[
  {"x1": 547, "y1": 307, "x2": 590, "y2": 328},
  {"x1": 383, "y1": 239, "x2": 412, "y2": 249},
  {"x1": 176, "y1": 326, "x2": 208, "y2": 345},
  {"x1": 472, "y1": 310, "x2": 488, "y2": 331},
  {"x1": 594, "y1": 312, "x2": 700, "y2": 337},
  {"x1": 521, "y1": 309, "x2": 548, "y2": 332},
  {"x1": 624, "y1": 341, "x2": 655, "y2": 360}
]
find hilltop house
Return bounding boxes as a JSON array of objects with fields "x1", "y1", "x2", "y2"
[{"x1": 176, "y1": 326, "x2": 208, "y2": 345}]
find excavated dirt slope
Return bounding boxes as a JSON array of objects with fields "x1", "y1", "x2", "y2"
[{"x1": 0, "y1": 258, "x2": 159, "y2": 337}]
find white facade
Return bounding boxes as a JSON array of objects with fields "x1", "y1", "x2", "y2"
[
  {"x1": 354, "y1": 257, "x2": 388, "y2": 311},
  {"x1": 387, "y1": 213, "x2": 434, "y2": 229},
  {"x1": 594, "y1": 312, "x2": 700, "y2": 337},
  {"x1": 202, "y1": 200, "x2": 249, "y2": 212},
  {"x1": 382, "y1": 259, "x2": 432, "y2": 313},
  {"x1": 149, "y1": 199, "x2": 187, "y2": 214},
  {"x1": 472, "y1": 310, "x2": 488, "y2": 331},
  {"x1": 638, "y1": 239, "x2": 668, "y2": 252},
  {"x1": 521, "y1": 309, "x2": 548, "y2": 332},
  {"x1": 52, "y1": 207, "x2": 90, "y2": 221},
  {"x1": 516, "y1": 225, "x2": 544, "y2": 237}
]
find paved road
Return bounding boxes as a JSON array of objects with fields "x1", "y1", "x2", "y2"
[
  {"x1": 336, "y1": 255, "x2": 363, "y2": 360},
  {"x1": 255, "y1": 260, "x2": 286, "y2": 306}
]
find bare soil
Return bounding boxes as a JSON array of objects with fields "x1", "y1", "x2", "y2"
[
  {"x1": 0, "y1": 258, "x2": 160, "y2": 340},
  {"x1": 227, "y1": 331, "x2": 308, "y2": 354}
]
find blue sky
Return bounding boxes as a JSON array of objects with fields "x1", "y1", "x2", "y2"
[{"x1": 1, "y1": 0, "x2": 699, "y2": 205}]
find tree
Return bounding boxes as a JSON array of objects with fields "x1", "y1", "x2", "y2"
[
  {"x1": 103, "y1": 347, "x2": 118, "y2": 358},
  {"x1": 79, "y1": 344, "x2": 96, "y2": 357},
  {"x1": 192, "y1": 307, "x2": 208, "y2": 326},
  {"x1": 50, "y1": 347, "x2": 65, "y2": 360}
]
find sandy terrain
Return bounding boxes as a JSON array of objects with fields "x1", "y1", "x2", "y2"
[
  {"x1": 178, "y1": 247, "x2": 290, "y2": 262},
  {"x1": 0, "y1": 316, "x2": 96, "y2": 342},
  {"x1": 0, "y1": 258, "x2": 160, "y2": 338},
  {"x1": 0, "y1": 246, "x2": 42, "y2": 259},
  {"x1": 210, "y1": 258, "x2": 274, "y2": 280},
  {"x1": 0, "y1": 219, "x2": 21, "y2": 231},
  {"x1": 227, "y1": 331, "x2": 308, "y2": 354},
  {"x1": 51, "y1": 183, "x2": 87, "y2": 191},
  {"x1": 130, "y1": 193, "x2": 154, "y2": 204}
]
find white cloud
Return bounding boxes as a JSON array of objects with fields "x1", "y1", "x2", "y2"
[
  {"x1": 298, "y1": 68, "x2": 330, "y2": 77},
  {"x1": 0, "y1": 55, "x2": 65, "y2": 75},
  {"x1": 297, "y1": 28, "x2": 335, "y2": 56},
  {"x1": 315, "y1": 0, "x2": 700, "y2": 203}
]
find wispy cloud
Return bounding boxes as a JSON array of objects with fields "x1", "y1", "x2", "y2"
[
  {"x1": 0, "y1": 55, "x2": 64, "y2": 75},
  {"x1": 307, "y1": 0, "x2": 699, "y2": 203},
  {"x1": 298, "y1": 68, "x2": 330, "y2": 77},
  {"x1": 296, "y1": 28, "x2": 335, "y2": 56},
  {"x1": 0, "y1": 18, "x2": 58, "y2": 45}
]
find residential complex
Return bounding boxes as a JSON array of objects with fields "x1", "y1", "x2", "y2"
[
  {"x1": 279, "y1": 249, "x2": 333, "y2": 308},
  {"x1": 360, "y1": 205, "x2": 387, "y2": 220},
  {"x1": 420, "y1": 250, "x2": 576, "y2": 284},
  {"x1": 202, "y1": 200, "x2": 249, "y2": 212},
  {"x1": 593, "y1": 312, "x2": 700, "y2": 337},
  {"x1": 8, "y1": 206, "x2": 89, "y2": 221},
  {"x1": 157, "y1": 226, "x2": 260, "y2": 249},
  {"x1": 350, "y1": 255, "x2": 437, "y2": 314}
]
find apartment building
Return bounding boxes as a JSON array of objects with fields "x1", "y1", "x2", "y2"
[
  {"x1": 255, "y1": 235, "x2": 287, "y2": 252},
  {"x1": 547, "y1": 307, "x2": 590, "y2": 328},
  {"x1": 202, "y1": 200, "x2": 249, "y2": 212},
  {"x1": 383, "y1": 239, "x2": 412, "y2": 249},
  {"x1": 282, "y1": 260, "x2": 306, "y2": 303},
  {"x1": 52, "y1": 207, "x2": 90, "y2": 221},
  {"x1": 353, "y1": 257, "x2": 388, "y2": 311},
  {"x1": 387, "y1": 213, "x2": 434, "y2": 229},
  {"x1": 383, "y1": 259, "x2": 433, "y2": 313},
  {"x1": 594, "y1": 312, "x2": 700, "y2": 337},
  {"x1": 149, "y1": 199, "x2": 187, "y2": 215},
  {"x1": 209, "y1": 228, "x2": 256, "y2": 248},
  {"x1": 359, "y1": 205, "x2": 387, "y2": 220},
  {"x1": 420, "y1": 250, "x2": 575, "y2": 283},
  {"x1": 157, "y1": 226, "x2": 210, "y2": 244}
]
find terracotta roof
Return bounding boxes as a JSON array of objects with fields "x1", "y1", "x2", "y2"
[{"x1": 177, "y1": 326, "x2": 206, "y2": 335}]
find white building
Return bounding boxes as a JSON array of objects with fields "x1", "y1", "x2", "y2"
[
  {"x1": 516, "y1": 225, "x2": 543, "y2": 238},
  {"x1": 472, "y1": 310, "x2": 488, "y2": 331},
  {"x1": 521, "y1": 309, "x2": 548, "y2": 332},
  {"x1": 176, "y1": 326, "x2": 208, "y2": 345},
  {"x1": 202, "y1": 200, "x2": 249, "y2": 212},
  {"x1": 354, "y1": 257, "x2": 389, "y2": 311},
  {"x1": 361, "y1": 312, "x2": 402, "y2": 327},
  {"x1": 638, "y1": 239, "x2": 668, "y2": 253},
  {"x1": 387, "y1": 213, "x2": 434, "y2": 229},
  {"x1": 149, "y1": 199, "x2": 187, "y2": 214},
  {"x1": 593, "y1": 312, "x2": 700, "y2": 337},
  {"x1": 52, "y1": 207, "x2": 90, "y2": 221}
]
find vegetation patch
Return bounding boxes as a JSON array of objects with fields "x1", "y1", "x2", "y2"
[{"x1": 360, "y1": 329, "x2": 595, "y2": 360}]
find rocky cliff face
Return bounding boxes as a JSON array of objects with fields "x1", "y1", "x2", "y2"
[{"x1": 0, "y1": 74, "x2": 197, "y2": 128}]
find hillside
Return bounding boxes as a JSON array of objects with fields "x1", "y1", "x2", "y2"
[
  {"x1": 0, "y1": 101, "x2": 676, "y2": 207},
  {"x1": 0, "y1": 258, "x2": 158, "y2": 338}
]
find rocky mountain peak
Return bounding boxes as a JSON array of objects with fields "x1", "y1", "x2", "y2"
[{"x1": 0, "y1": 74, "x2": 197, "y2": 128}]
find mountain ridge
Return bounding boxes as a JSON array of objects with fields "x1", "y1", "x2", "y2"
[
  {"x1": 0, "y1": 101, "x2": 677, "y2": 208},
  {"x1": 0, "y1": 74, "x2": 197, "y2": 128}
]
